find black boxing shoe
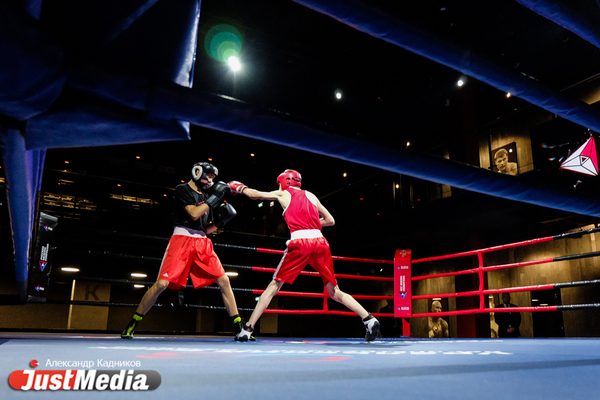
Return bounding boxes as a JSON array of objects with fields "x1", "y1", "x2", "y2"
[
  {"x1": 235, "y1": 324, "x2": 255, "y2": 342},
  {"x1": 364, "y1": 317, "x2": 380, "y2": 342},
  {"x1": 121, "y1": 314, "x2": 143, "y2": 339}
]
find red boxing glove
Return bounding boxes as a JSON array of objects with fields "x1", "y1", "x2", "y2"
[{"x1": 228, "y1": 181, "x2": 248, "y2": 195}]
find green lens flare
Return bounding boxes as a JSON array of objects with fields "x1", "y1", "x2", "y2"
[{"x1": 204, "y1": 24, "x2": 242, "y2": 62}]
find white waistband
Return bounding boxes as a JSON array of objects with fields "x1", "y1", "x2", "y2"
[
  {"x1": 290, "y1": 229, "x2": 323, "y2": 240},
  {"x1": 173, "y1": 226, "x2": 207, "y2": 238}
]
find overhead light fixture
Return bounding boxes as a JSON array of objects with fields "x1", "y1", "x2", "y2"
[
  {"x1": 61, "y1": 267, "x2": 79, "y2": 272},
  {"x1": 228, "y1": 56, "x2": 241, "y2": 72},
  {"x1": 225, "y1": 272, "x2": 238, "y2": 277},
  {"x1": 131, "y1": 273, "x2": 147, "y2": 278},
  {"x1": 406, "y1": 141, "x2": 411, "y2": 147},
  {"x1": 506, "y1": 92, "x2": 511, "y2": 98},
  {"x1": 457, "y1": 79, "x2": 464, "y2": 87},
  {"x1": 335, "y1": 89, "x2": 343, "y2": 100},
  {"x1": 133, "y1": 284, "x2": 145, "y2": 288},
  {"x1": 343, "y1": 172, "x2": 347, "y2": 177}
]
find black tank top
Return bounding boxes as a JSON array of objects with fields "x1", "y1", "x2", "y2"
[{"x1": 173, "y1": 183, "x2": 209, "y2": 232}]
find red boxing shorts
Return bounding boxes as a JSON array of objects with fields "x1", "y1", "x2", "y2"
[
  {"x1": 273, "y1": 237, "x2": 337, "y2": 286},
  {"x1": 158, "y1": 234, "x2": 225, "y2": 289}
]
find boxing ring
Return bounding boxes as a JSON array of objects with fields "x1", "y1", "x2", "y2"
[
  {"x1": 3, "y1": 226, "x2": 600, "y2": 398},
  {"x1": 41, "y1": 224, "x2": 600, "y2": 339}
]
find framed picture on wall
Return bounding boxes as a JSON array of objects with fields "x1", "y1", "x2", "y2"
[
  {"x1": 492, "y1": 142, "x2": 518, "y2": 175},
  {"x1": 428, "y1": 298, "x2": 449, "y2": 338}
]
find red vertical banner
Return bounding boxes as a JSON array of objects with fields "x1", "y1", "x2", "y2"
[{"x1": 394, "y1": 249, "x2": 412, "y2": 318}]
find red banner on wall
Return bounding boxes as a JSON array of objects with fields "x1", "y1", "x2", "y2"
[{"x1": 394, "y1": 249, "x2": 412, "y2": 318}]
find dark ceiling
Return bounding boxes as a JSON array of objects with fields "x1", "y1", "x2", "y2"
[
  {"x1": 4, "y1": 0, "x2": 600, "y2": 277},
  {"x1": 191, "y1": 0, "x2": 600, "y2": 150}
]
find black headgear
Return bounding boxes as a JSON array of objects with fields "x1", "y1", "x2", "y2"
[{"x1": 192, "y1": 162, "x2": 218, "y2": 188}]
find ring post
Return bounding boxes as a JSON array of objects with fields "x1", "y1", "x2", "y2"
[{"x1": 394, "y1": 249, "x2": 412, "y2": 337}]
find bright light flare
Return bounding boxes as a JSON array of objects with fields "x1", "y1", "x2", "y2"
[
  {"x1": 228, "y1": 56, "x2": 241, "y2": 71},
  {"x1": 205, "y1": 24, "x2": 243, "y2": 63}
]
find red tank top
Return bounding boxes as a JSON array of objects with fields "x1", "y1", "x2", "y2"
[{"x1": 283, "y1": 188, "x2": 321, "y2": 232}]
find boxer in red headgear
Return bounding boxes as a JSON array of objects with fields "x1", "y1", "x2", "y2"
[{"x1": 228, "y1": 170, "x2": 380, "y2": 342}]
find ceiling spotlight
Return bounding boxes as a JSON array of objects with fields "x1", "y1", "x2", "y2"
[
  {"x1": 343, "y1": 172, "x2": 347, "y2": 177},
  {"x1": 225, "y1": 272, "x2": 239, "y2": 277},
  {"x1": 395, "y1": 184, "x2": 400, "y2": 189},
  {"x1": 457, "y1": 79, "x2": 464, "y2": 87},
  {"x1": 406, "y1": 141, "x2": 411, "y2": 147},
  {"x1": 131, "y1": 273, "x2": 147, "y2": 278},
  {"x1": 506, "y1": 92, "x2": 512, "y2": 98},
  {"x1": 228, "y1": 56, "x2": 241, "y2": 71},
  {"x1": 61, "y1": 267, "x2": 80, "y2": 272},
  {"x1": 335, "y1": 89, "x2": 343, "y2": 100},
  {"x1": 133, "y1": 284, "x2": 145, "y2": 288},
  {"x1": 250, "y1": 153, "x2": 255, "y2": 157}
]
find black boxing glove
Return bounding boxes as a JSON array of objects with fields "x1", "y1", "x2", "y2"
[
  {"x1": 214, "y1": 203, "x2": 237, "y2": 227},
  {"x1": 205, "y1": 181, "x2": 230, "y2": 208}
]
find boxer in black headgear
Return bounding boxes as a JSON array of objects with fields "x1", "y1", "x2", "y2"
[{"x1": 121, "y1": 161, "x2": 248, "y2": 339}]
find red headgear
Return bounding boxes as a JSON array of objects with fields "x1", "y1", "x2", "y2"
[{"x1": 277, "y1": 169, "x2": 302, "y2": 189}]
